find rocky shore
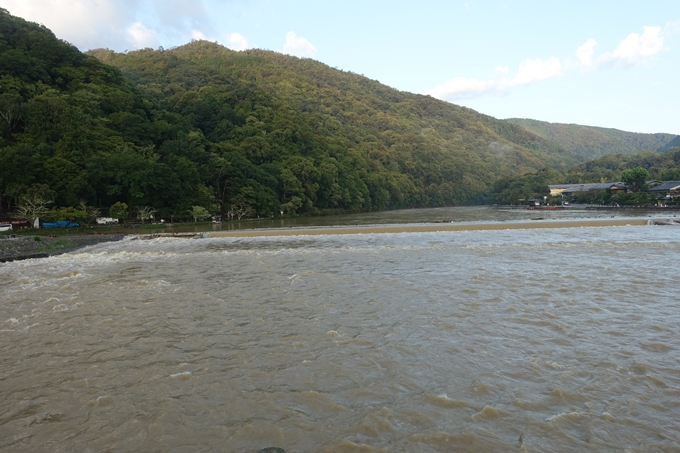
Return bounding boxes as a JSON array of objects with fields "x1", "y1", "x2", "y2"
[{"x1": 0, "y1": 234, "x2": 125, "y2": 263}]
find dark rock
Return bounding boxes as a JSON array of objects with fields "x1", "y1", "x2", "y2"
[{"x1": 257, "y1": 448, "x2": 285, "y2": 453}]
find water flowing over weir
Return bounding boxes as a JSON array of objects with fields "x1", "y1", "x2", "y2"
[{"x1": 1, "y1": 223, "x2": 680, "y2": 452}]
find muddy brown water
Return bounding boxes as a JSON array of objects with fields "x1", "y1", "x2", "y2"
[{"x1": 1, "y1": 217, "x2": 680, "y2": 452}]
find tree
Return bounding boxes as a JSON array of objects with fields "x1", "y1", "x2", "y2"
[
  {"x1": 280, "y1": 196, "x2": 302, "y2": 214},
  {"x1": 136, "y1": 205, "x2": 157, "y2": 224},
  {"x1": 227, "y1": 196, "x2": 253, "y2": 220},
  {"x1": 77, "y1": 201, "x2": 101, "y2": 226},
  {"x1": 109, "y1": 202, "x2": 128, "y2": 222},
  {"x1": 46, "y1": 206, "x2": 87, "y2": 225},
  {"x1": 620, "y1": 167, "x2": 649, "y2": 193},
  {"x1": 14, "y1": 193, "x2": 52, "y2": 227},
  {"x1": 189, "y1": 205, "x2": 210, "y2": 222}
]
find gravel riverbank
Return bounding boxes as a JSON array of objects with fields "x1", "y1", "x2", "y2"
[{"x1": 0, "y1": 234, "x2": 125, "y2": 263}]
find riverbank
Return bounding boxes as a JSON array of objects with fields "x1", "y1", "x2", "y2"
[{"x1": 0, "y1": 234, "x2": 125, "y2": 263}]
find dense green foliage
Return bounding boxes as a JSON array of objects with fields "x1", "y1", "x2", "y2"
[
  {"x1": 491, "y1": 148, "x2": 680, "y2": 204},
  {"x1": 0, "y1": 9, "x2": 172, "y2": 215},
  {"x1": 491, "y1": 169, "x2": 559, "y2": 204},
  {"x1": 1, "y1": 9, "x2": 582, "y2": 220},
  {"x1": 565, "y1": 149, "x2": 680, "y2": 183},
  {"x1": 506, "y1": 118, "x2": 678, "y2": 161},
  {"x1": 659, "y1": 135, "x2": 680, "y2": 153},
  {"x1": 87, "y1": 42, "x2": 578, "y2": 215},
  {"x1": 620, "y1": 167, "x2": 649, "y2": 193}
]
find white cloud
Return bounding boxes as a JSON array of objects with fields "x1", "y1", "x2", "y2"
[
  {"x1": 425, "y1": 78, "x2": 496, "y2": 99},
  {"x1": 513, "y1": 57, "x2": 562, "y2": 85},
  {"x1": 426, "y1": 23, "x2": 671, "y2": 102},
  {"x1": 227, "y1": 33, "x2": 249, "y2": 51},
  {"x1": 463, "y1": 3, "x2": 470, "y2": 10},
  {"x1": 283, "y1": 31, "x2": 317, "y2": 57},
  {"x1": 424, "y1": 57, "x2": 562, "y2": 100},
  {"x1": 0, "y1": 0, "x2": 213, "y2": 50},
  {"x1": 1, "y1": 0, "x2": 133, "y2": 49},
  {"x1": 191, "y1": 30, "x2": 208, "y2": 40},
  {"x1": 666, "y1": 20, "x2": 680, "y2": 36},
  {"x1": 599, "y1": 26, "x2": 664, "y2": 66},
  {"x1": 576, "y1": 38, "x2": 597, "y2": 68},
  {"x1": 127, "y1": 22, "x2": 159, "y2": 49}
]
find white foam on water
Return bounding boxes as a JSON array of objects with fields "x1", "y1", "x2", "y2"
[{"x1": 170, "y1": 371, "x2": 192, "y2": 380}]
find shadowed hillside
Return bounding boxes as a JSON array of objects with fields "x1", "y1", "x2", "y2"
[{"x1": 506, "y1": 118, "x2": 677, "y2": 161}]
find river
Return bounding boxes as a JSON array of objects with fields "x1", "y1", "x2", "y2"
[{"x1": 1, "y1": 208, "x2": 679, "y2": 452}]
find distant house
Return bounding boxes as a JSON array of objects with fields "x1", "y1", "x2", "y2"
[
  {"x1": 647, "y1": 181, "x2": 680, "y2": 196},
  {"x1": 549, "y1": 182, "x2": 627, "y2": 196}
]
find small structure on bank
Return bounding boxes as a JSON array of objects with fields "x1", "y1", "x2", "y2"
[
  {"x1": 647, "y1": 181, "x2": 680, "y2": 207},
  {"x1": 549, "y1": 182, "x2": 627, "y2": 197}
]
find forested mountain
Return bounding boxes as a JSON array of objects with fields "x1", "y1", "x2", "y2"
[
  {"x1": 506, "y1": 118, "x2": 677, "y2": 161},
  {"x1": 87, "y1": 42, "x2": 577, "y2": 215},
  {"x1": 1, "y1": 9, "x2": 577, "y2": 219},
  {"x1": 659, "y1": 135, "x2": 680, "y2": 153}
]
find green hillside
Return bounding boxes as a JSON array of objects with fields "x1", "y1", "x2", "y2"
[
  {"x1": 1, "y1": 8, "x2": 577, "y2": 220},
  {"x1": 659, "y1": 135, "x2": 680, "y2": 152},
  {"x1": 564, "y1": 149, "x2": 680, "y2": 184},
  {"x1": 88, "y1": 42, "x2": 576, "y2": 212},
  {"x1": 506, "y1": 118, "x2": 677, "y2": 161},
  {"x1": 0, "y1": 8, "x2": 157, "y2": 212}
]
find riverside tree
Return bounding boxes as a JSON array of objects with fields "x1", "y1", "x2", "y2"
[
  {"x1": 620, "y1": 167, "x2": 649, "y2": 193},
  {"x1": 136, "y1": 206, "x2": 157, "y2": 224},
  {"x1": 109, "y1": 202, "x2": 128, "y2": 222},
  {"x1": 190, "y1": 205, "x2": 210, "y2": 222},
  {"x1": 14, "y1": 193, "x2": 51, "y2": 227}
]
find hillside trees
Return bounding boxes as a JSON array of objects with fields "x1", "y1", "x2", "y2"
[
  {"x1": 1, "y1": 9, "x2": 584, "y2": 220},
  {"x1": 492, "y1": 169, "x2": 559, "y2": 204}
]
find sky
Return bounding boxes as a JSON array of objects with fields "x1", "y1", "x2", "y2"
[{"x1": 2, "y1": 0, "x2": 679, "y2": 134}]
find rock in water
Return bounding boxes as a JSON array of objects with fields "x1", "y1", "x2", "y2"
[{"x1": 257, "y1": 449, "x2": 285, "y2": 453}]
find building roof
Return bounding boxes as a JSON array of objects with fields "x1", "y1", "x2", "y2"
[
  {"x1": 549, "y1": 184, "x2": 578, "y2": 189},
  {"x1": 552, "y1": 182, "x2": 626, "y2": 195},
  {"x1": 647, "y1": 181, "x2": 680, "y2": 192}
]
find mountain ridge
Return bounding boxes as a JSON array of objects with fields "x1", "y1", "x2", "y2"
[{"x1": 505, "y1": 118, "x2": 677, "y2": 161}]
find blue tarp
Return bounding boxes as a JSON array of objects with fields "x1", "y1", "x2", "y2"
[{"x1": 42, "y1": 220, "x2": 80, "y2": 229}]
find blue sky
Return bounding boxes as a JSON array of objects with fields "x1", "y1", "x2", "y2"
[{"x1": 2, "y1": 0, "x2": 679, "y2": 134}]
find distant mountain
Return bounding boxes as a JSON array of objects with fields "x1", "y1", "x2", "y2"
[
  {"x1": 505, "y1": 118, "x2": 677, "y2": 161},
  {"x1": 659, "y1": 135, "x2": 680, "y2": 152}
]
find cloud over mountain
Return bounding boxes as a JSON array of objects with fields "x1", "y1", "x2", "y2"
[
  {"x1": 424, "y1": 57, "x2": 562, "y2": 100},
  {"x1": 427, "y1": 24, "x2": 671, "y2": 102},
  {"x1": 283, "y1": 31, "x2": 317, "y2": 57},
  {"x1": 0, "y1": 0, "x2": 220, "y2": 50}
]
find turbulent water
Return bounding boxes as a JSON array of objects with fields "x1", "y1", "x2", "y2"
[{"x1": 2, "y1": 219, "x2": 680, "y2": 452}]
